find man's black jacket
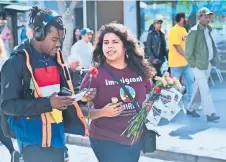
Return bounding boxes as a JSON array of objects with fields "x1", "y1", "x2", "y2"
[{"x1": 146, "y1": 30, "x2": 167, "y2": 63}]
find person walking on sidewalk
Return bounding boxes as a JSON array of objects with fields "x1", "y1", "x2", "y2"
[
  {"x1": 12, "y1": 21, "x2": 71, "y2": 162},
  {"x1": 1, "y1": 6, "x2": 95, "y2": 162},
  {"x1": 146, "y1": 19, "x2": 167, "y2": 76},
  {"x1": 80, "y1": 22, "x2": 155, "y2": 162},
  {"x1": 185, "y1": 7, "x2": 220, "y2": 121},
  {"x1": 168, "y1": 13, "x2": 194, "y2": 108},
  {"x1": 0, "y1": 35, "x2": 21, "y2": 162},
  {"x1": 68, "y1": 27, "x2": 94, "y2": 70}
]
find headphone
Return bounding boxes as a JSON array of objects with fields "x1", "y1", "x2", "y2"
[{"x1": 33, "y1": 12, "x2": 60, "y2": 41}]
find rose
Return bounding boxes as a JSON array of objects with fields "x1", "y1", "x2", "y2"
[
  {"x1": 172, "y1": 77, "x2": 177, "y2": 82},
  {"x1": 160, "y1": 78, "x2": 167, "y2": 87},
  {"x1": 87, "y1": 67, "x2": 99, "y2": 123},
  {"x1": 174, "y1": 80, "x2": 182, "y2": 89},
  {"x1": 176, "y1": 83, "x2": 182, "y2": 89},
  {"x1": 87, "y1": 67, "x2": 99, "y2": 91},
  {"x1": 164, "y1": 72, "x2": 170, "y2": 78},
  {"x1": 154, "y1": 86, "x2": 161, "y2": 94},
  {"x1": 154, "y1": 76, "x2": 162, "y2": 81},
  {"x1": 165, "y1": 77, "x2": 174, "y2": 85},
  {"x1": 89, "y1": 67, "x2": 98, "y2": 78}
]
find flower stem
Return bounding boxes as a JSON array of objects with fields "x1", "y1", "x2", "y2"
[{"x1": 87, "y1": 77, "x2": 92, "y2": 125}]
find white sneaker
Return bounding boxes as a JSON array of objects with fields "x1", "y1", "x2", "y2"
[{"x1": 196, "y1": 106, "x2": 203, "y2": 111}]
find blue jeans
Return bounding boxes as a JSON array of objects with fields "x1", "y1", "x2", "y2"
[
  {"x1": 90, "y1": 138, "x2": 141, "y2": 162},
  {"x1": 171, "y1": 65, "x2": 194, "y2": 103}
]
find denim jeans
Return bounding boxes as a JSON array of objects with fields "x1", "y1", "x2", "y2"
[
  {"x1": 90, "y1": 138, "x2": 141, "y2": 162},
  {"x1": 170, "y1": 65, "x2": 194, "y2": 104}
]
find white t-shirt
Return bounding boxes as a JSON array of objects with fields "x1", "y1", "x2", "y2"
[
  {"x1": 68, "y1": 39, "x2": 93, "y2": 69},
  {"x1": 204, "y1": 28, "x2": 214, "y2": 61}
]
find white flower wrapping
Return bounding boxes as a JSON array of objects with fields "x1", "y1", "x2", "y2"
[{"x1": 146, "y1": 87, "x2": 184, "y2": 126}]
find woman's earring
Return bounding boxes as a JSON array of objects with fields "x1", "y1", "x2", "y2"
[{"x1": 125, "y1": 52, "x2": 129, "y2": 59}]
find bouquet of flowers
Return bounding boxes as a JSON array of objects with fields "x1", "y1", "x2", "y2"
[
  {"x1": 121, "y1": 86, "x2": 161, "y2": 143},
  {"x1": 152, "y1": 72, "x2": 185, "y2": 121},
  {"x1": 121, "y1": 72, "x2": 184, "y2": 143},
  {"x1": 155, "y1": 72, "x2": 182, "y2": 90}
]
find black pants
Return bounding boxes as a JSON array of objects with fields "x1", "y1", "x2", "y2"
[
  {"x1": 153, "y1": 63, "x2": 163, "y2": 77},
  {"x1": 0, "y1": 123, "x2": 14, "y2": 153},
  {"x1": 22, "y1": 145, "x2": 64, "y2": 162}
]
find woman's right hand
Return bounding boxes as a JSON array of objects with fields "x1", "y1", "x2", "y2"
[{"x1": 101, "y1": 102, "x2": 124, "y2": 117}]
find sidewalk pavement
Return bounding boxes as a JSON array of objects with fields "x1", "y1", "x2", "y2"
[{"x1": 66, "y1": 80, "x2": 226, "y2": 162}]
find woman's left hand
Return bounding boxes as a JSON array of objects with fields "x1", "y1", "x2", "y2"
[{"x1": 144, "y1": 101, "x2": 153, "y2": 111}]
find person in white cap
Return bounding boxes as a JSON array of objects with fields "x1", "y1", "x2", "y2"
[
  {"x1": 185, "y1": 7, "x2": 220, "y2": 121},
  {"x1": 69, "y1": 28, "x2": 94, "y2": 70}
]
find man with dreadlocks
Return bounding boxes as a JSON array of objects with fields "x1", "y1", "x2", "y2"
[{"x1": 0, "y1": 6, "x2": 96, "y2": 162}]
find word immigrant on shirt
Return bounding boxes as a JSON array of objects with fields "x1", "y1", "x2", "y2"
[{"x1": 105, "y1": 76, "x2": 143, "y2": 86}]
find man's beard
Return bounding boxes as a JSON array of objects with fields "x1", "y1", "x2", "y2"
[{"x1": 48, "y1": 52, "x2": 57, "y2": 57}]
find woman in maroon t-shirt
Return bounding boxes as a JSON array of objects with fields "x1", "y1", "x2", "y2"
[{"x1": 80, "y1": 22, "x2": 156, "y2": 162}]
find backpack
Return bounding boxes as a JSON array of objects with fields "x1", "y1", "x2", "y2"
[
  {"x1": 0, "y1": 49, "x2": 29, "y2": 139},
  {"x1": 0, "y1": 108, "x2": 16, "y2": 138}
]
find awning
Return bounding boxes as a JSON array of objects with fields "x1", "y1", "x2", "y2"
[{"x1": 4, "y1": 4, "x2": 32, "y2": 12}]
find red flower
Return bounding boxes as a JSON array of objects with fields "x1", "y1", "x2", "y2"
[
  {"x1": 154, "y1": 86, "x2": 161, "y2": 94},
  {"x1": 89, "y1": 67, "x2": 98, "y2": 78}
]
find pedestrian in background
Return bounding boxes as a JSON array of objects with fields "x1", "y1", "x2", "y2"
[
  {"x1": 69, "y1": 27, "x2": 82, "y2": 92},
  {"x1": 185, "y1": 7, "x2": 220, "y2": 121},
  {"x1": 146, "y1": 19, "x2": 167, "y2": 76},
  {"x1": 80, "y1": 22, "x2": 155, "y2": 162},
  {"x1": 168, "y1": 13, "x2": 194, "y2": 109},
  {"x1": 72, "y1": 27, "x2": 81, "y2": 45},
  {"x1": 69, "y1": 27, "x2": 93, "y2": 70}
]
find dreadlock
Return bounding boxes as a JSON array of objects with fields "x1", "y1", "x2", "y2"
[
  {"x1": 29, "y1": 6, "x2": 40, "y2": 25},
  {"x1": 29, "y1": 6, "x2": 64, "y2": 32}
]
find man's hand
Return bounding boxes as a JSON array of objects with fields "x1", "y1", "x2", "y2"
[
  {"x1": 173, "y1": 45, "x2": 185, "y2": 56},
  {"x1": 81, "y1": 88, "x2": 97, "y2": 102},
  {"x1": 50, "y1": 92, "x2": 74, "y2": 110},
  {"x1": 69, "y1": 60, "x2": 81, "y2": 71}
]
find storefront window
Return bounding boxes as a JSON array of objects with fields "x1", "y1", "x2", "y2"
[{"x1": 139, "y1": 1, "x2": 173, "y2": 46}]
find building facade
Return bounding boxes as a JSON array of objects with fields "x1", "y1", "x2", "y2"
[{"x1": 3, "y1": 0, "x2": 225, "y2": 71}]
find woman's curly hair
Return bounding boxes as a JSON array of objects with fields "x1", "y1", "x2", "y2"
[{"x1": 93, "y1": 22, "x2": 156, "y2": 80}]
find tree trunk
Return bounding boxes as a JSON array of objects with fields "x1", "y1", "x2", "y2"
[{"x1": 57, "y1": 0, "x2": 79, "y2": 62}]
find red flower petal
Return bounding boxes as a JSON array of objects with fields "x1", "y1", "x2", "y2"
[
  {"x1": 154, "y1": 86, "x2": 161, "y2": 94},
  {"x1": 89, "y1": 67, "x2": 99, "y2": 77}
]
